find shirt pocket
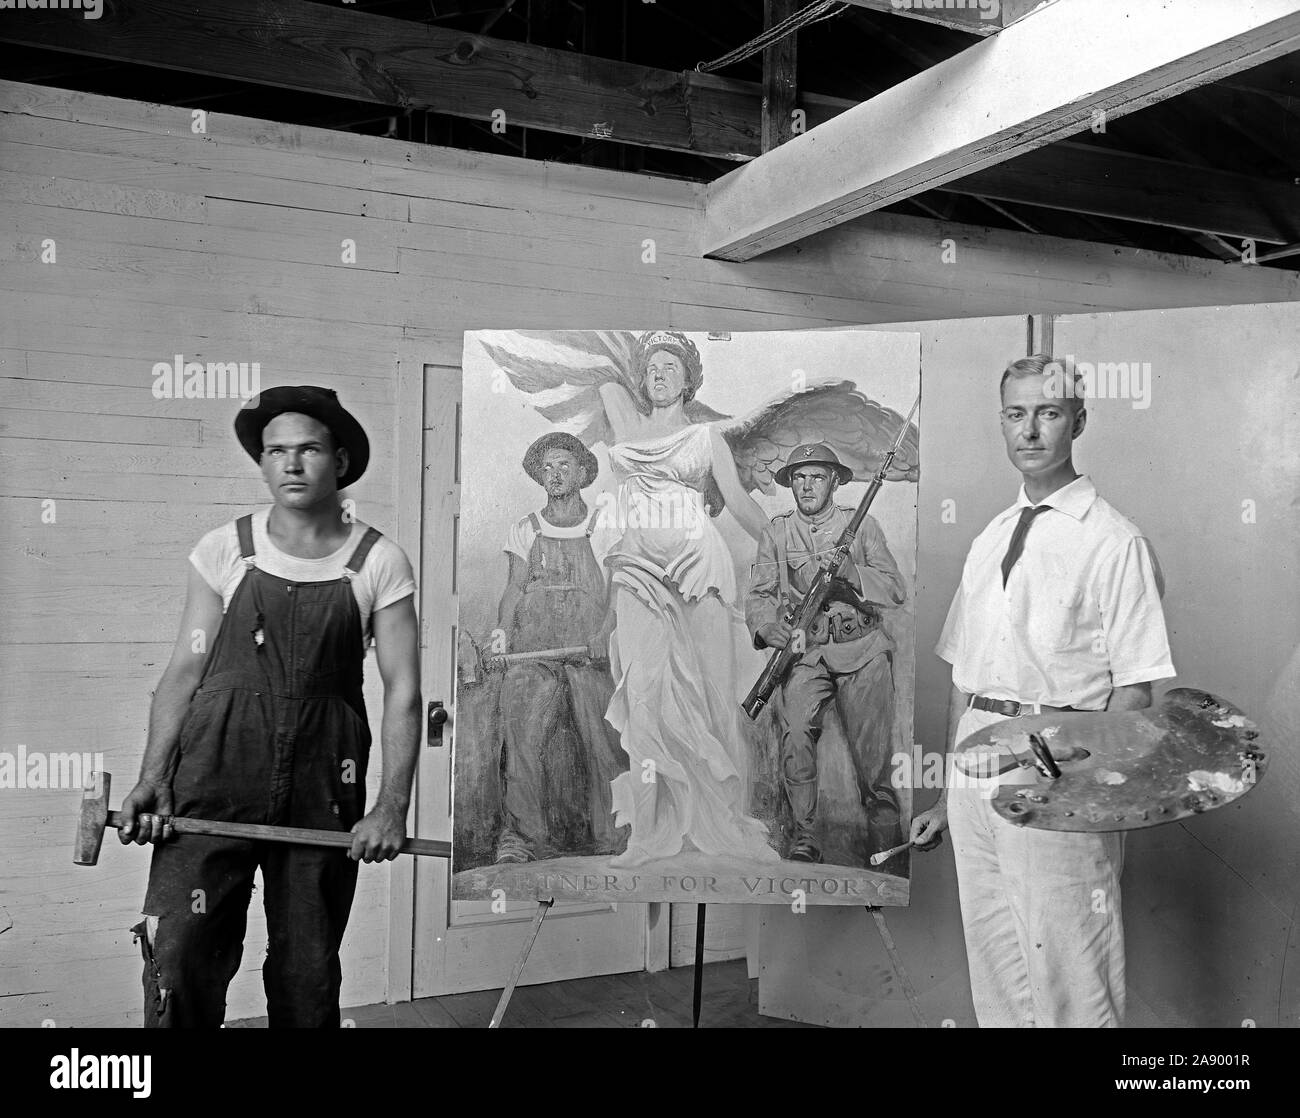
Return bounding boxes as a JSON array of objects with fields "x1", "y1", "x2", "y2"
[{"x1": 1026, "y1": 584, "x2": 1085, "y2": 652}]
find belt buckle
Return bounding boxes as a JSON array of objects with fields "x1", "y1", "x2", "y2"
[{"x1": 1009, "y1": 700, "x2": 1044, "y2": 717}]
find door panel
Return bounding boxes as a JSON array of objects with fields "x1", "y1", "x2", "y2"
[{"x1": 408, "y1": 356, "x2": 646, "y2": 997}]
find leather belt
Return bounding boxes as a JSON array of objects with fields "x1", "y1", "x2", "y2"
[{"x1": 970, "y1": 694, "x2": 1076, "y2": 717}]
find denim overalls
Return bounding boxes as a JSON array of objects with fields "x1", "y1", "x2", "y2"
[{"x1": 135, "y1": 515, "x2": 380, "y2": 1027}]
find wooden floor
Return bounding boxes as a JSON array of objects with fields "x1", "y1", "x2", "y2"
[{"x1": 229, "y1": 959, "x2": 816, "y2": 1028}]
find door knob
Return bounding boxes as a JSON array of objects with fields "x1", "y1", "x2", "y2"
[{"x1": 427, "y1": 701, "x2": 449, "y2": 746}]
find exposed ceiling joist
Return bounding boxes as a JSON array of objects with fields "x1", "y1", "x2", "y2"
[
  {"x1": 1257, "y1": 241, "x2": 1300, "y2": 262},
  {"x1": 4, "y1": 0, "x2": 1297, "y2": 257},
  {"x1": 951, "y1": 143, "x2": 1300, "y2": 246},
  {"x1": 1189, "y1": 232, "x2": 1250, "y2": 262},
  {"x1": 702, "y1": 0, "x2": 1300, "y2": 260},
  {"x1": 0, "y1": 0, "x2": 848, "y2": 160},
  {"x1": 839, "y1": 0, "x2": 1003, "y2": 36},
  {"x1": 761, "y1": 0, "x2": 800, "y2": 152}
]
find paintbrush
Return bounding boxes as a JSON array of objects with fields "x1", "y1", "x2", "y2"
[{"x1": 869, "y1": 839, "x2": 916, "y2": 866}]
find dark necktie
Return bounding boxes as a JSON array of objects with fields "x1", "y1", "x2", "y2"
[{"x1": 1001, "y1": 504, "x2": 1050, "y2": 587}]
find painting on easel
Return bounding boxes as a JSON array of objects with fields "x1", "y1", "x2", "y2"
[{"x1": 451, "y1": 328, "x2": 920, "y2": 906}]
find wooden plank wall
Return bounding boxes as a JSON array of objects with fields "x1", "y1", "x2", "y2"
[{"x1": 1, "y1": 78, "x2": 1294, "y2": 1027}]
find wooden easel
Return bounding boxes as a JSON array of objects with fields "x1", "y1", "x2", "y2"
[
  {"x1": 488, "y1": 896, "x2": 554, "y2": 1029},
  {"x1": 694, "y1": 901, "x2": 924, "y2": 1028},
  {"x1": 488, "y1": 896, "x2": 710, "y2": 1028},
  {"x1": 489, "y1": 897, "x2": 925, "y2": 1029},
  {"x1": 692, "y1": 903, "x2": 707, "y2": 1027},
  {"x1": 867, "y1": 904, "x2": 928, "y2": 1028}
]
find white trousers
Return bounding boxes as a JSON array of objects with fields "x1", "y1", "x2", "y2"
[{"x1": 948, "y1": 706, "x2": 1126, "y2": 1028}]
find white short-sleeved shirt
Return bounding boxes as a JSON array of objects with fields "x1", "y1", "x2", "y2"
[
  {"x1": 502, "y1": 494, "x2": 620, "y2": 568},
  {"x1": 936, "y1": 475, "x2": 1174, "y2": 710},
  {"x1": 189, "y1": 507, "x2": 416, "y2": 647}
]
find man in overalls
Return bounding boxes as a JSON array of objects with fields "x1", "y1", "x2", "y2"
[
  {"x1": 745, "y1": 444, "x2": 907, "y2": 865},
  {"x1": 117, "y1": 386, "x2": 421, "y2": 1027},
  {"x1": 493, "y1": 432, "x2": 626, "y2": 863}
]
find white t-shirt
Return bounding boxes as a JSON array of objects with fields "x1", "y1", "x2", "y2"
[
  {"x1": 502, "y1": 495, "x2": 620, "y2": 568},
  {"x1": 189, "y1": 507, "x2": 416, "y2": 646},
  {"x1": 936, "y1": 475, "x2": 1174, "y2": 711}
]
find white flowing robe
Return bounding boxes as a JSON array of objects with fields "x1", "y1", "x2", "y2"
[{"x1": 604, "y1": 424, "x2": 778, "y2": 864}]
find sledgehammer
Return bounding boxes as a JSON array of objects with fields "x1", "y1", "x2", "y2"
[{"x1": 74, "y1": 772, "x2": 450, "y2": 866}]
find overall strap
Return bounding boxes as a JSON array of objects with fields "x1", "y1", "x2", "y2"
[
  {"x1": 343, "y1": 527, "x2": 383, "y2": 577},
  {"x1": 775, "y1": 518, "x2": 791, "y2": 605},
  {"x1": 525, "y1": 515, "x2": 545, "y2": 574},
  {"x1": 236, "y1": 515, "x2": 256, "y2": 569}
]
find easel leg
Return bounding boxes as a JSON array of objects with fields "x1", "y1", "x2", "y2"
[
  {"x1": 867, "y1": 905, "x2": 928, "y2": 1028},
  {"x1": 488, "y1": 897, "x2": 554, "y2": 1029},
  {"x1": 692, "y1": 902, "x2": 707, "y2": 1028}
]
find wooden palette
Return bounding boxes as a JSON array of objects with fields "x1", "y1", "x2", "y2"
[{"x1": 953, "y1": 688, "x2": 1266, "y2": 832}]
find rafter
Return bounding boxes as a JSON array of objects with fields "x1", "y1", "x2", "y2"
[
  {"x1": 839, "y1": 0, "x2": 1002, "y2": 36},
  {"x1": 703, "y1": 0, "x2": 1300, "y2": 259},
  {"x1": 4, "y1": 0, "x2": 1297, "y2": 256},
  {"x1": 0, "y1": 0, "x2": 797, "y2": 159}
]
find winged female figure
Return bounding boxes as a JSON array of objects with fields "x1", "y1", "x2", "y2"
[{"x1": 477, "y1": 329, "x2": 918, "y2": 868}]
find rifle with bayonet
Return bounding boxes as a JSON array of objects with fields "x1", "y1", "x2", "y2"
[{"x1": 741, "y1": 395, "x2": 919, "y2": 721}]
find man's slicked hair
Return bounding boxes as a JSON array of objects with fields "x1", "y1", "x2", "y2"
[
  {"x1": 261, "y1": 411, "x2": 339, "y2": 454},
  {"x1": 999, "y1": 353, "x2": 1086, "y2": 415}
]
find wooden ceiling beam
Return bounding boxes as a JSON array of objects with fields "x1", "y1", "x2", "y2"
[
  {"x1": 703, "y1": 0, "x2": 1300, "y2": 259},
  {"x1": 839, "y1": 0, "x2": 1002, "y2": 36},
  {"x1": 1183, "y1": 86, "x2": 1300, "y2": 177},
  {"x1": 947, "y1": 142, "x2": 1300, "y2": 245},
  {"x1": 1257, "y1": 241, "x2": 1300, "y2": 263},
  {"x1": 0, "y1": 0, "x2": 832, "y2": 160},
  {"x1": 761, "y1": 0, "x2": 799, "y2": 152},
  {"x1": 1188, "y1": 231, "x2": 1250, "y2": 262},
  {"x1": 4, "y1": 0, "x2": 1297, "y2": 250}
]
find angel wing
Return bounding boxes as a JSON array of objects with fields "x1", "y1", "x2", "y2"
[
  {"x1": 722, "y1": 379, "x2": 920, "y2": 499},
  {"x1": 475, "y1": 329, "x2": 726, "y2": 447},
  {"x1": 475, "y1": 333, "x2": 915, "y2": 515}
]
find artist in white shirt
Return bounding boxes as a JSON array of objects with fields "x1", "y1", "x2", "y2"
[{"x1": 911, "y1": 355, "x2": 1175, "y2": 1027}]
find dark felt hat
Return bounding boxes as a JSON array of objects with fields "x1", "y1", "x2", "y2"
[
  {"x1": 775, "y1": 443, "x2": 853, "y2": 487},
  {"x1": 235, "y1": 386, "x2": 370, "y2": 489}
]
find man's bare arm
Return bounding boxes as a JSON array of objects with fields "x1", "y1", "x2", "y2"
[
  {"x1": 1106, "y1": 681, "x2": 1152, "y2": 712},
  {"x1": 496, "y1": 553, "x2": 528, "y2": 636},
  {"x1": 119, "y1": 564, "x2": 223, "y2": 845},
  {"x1": 710, "y1": 426, "x2": 770, "y2": 541},
  {"x1": 599, "y1": 382, "x2": 642, "y2": 444},
  {"x1": 349, "y1": 595, "x2": 422, "y2": 863}
]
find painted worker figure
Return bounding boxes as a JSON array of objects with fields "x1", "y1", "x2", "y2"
[
  {"x1": 745, "y1": 444, "x2": 907, "y2": 864},
  {"x1": 493, "y1": 432, "x2": 627, "y2": 863},
  {"x1": 116, "y1": 387, "x2": 421, "y2": 1028},
  {"x1": 912, "y1": 356, "x2": 1174, "y2": 1027}
]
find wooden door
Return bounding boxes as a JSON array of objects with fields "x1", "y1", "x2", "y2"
[{"x1": 403, "y1": 352, "x2": 648, "y2": 998}]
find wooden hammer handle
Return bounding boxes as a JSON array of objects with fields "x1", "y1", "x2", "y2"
[
  {"x1": 487, "y1": 645, "x2": 592, "y2": 667},
  {"x1": 107, "y1": 811, "x2": 450, "y2": 858}
]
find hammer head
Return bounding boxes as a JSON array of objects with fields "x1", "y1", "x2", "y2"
[
  {"x1": 74, "y1": 770, "x2": 111, "y2": 866},
  {"x1": 458, "y1": 630, "x2": 483, "y2": 687}
]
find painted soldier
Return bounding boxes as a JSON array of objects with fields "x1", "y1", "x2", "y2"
[
  {"x1": 745, "y1": 444, "x2": 907, "y2": 864},
  {"x1": 493, "y1": 432, "x2": 627, "y2": 862}
]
